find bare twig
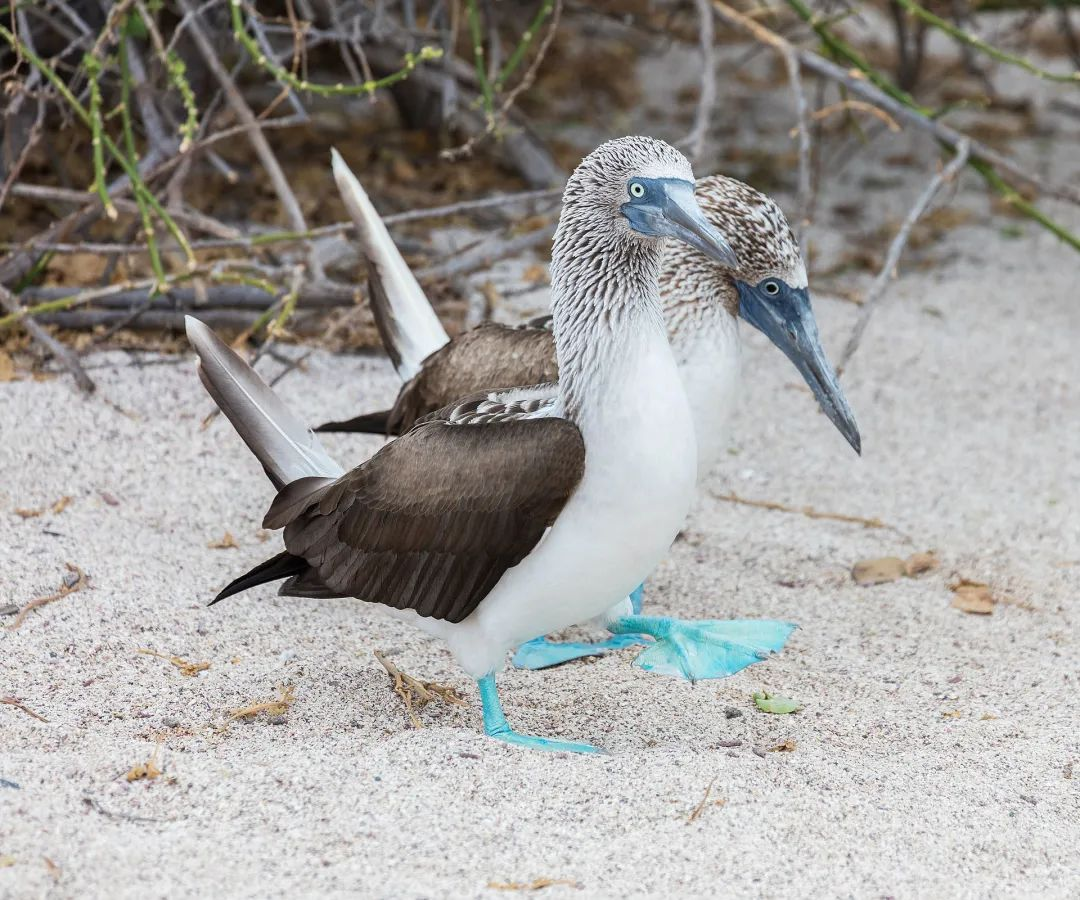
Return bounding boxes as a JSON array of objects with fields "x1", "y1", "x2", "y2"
[
  {"x1": 374, "y1": 650, "x2": 466, "y2": 729},
  {"x1": 687, "y1": 777, "x2": 717, "y2": 823},
  {"x1": 1, "y1": 696, "x2": 50, "y2": 723},
  {"x1": 177, "y1": 0, "x2": 324, "y2": 281},
  {"x1": 0, "y1": 284, "x2": 95, "y2": 392},
  {"x1": 712, "y1": 490, "x2": 898, "y2": 532},
  {"x1": 7, "y1": 564, "x2": 89, "y2": 631},
  {"x1": 680, "y1": 0, "x2": 717, "y2": 163},
  {"x1": 837, "y1": 142, "x2": 971, "y2": 373}
]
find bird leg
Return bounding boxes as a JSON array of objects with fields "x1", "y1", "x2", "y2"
[
  {"x1": 477, "y1": 674, "x2": 604, "y2": 755},
  {"x1": 606, "y1": 617, "x2": 797, "y2": 682},
  {"x1": 510, "y1": 584, "x2": 652, "y2": 670}
]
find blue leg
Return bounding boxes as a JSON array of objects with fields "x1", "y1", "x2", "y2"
[
  {"x1": 511, "y1": 583, "x2": 651, "y2": 670},
  {"x1": 608, "y1": 616, "x2": 797, "y2": 682},
  {"x1": 478, "y1": 675, "x2": 605, "y2": 755}
]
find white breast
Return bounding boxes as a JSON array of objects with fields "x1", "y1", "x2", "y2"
[
  {"x1": 670, "y1": 309, "x2": 741, "y2": 481},
  {"x1": 436, "y1": 324, "x2": 698, "y2": 677}
]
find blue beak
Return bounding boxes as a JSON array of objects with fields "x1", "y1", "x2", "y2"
[
  {"x1": 737, "y1": 281, "x2": 861, "y2": 455},
  {"x1": 622, "y1": 179, "x2": 739, "y2": 268}
]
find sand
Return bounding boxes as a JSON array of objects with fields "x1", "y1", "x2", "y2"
[{"x1": 3, "y1": 44, "x2": 1080, "y2": 900}]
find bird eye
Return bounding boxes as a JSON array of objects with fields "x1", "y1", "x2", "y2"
[
  {"x1": 763, "y1": 280, "x2": 781, "y2": 296},
  {"x1": 629, "y1": 181, "x2": 646, "y2": 199}
]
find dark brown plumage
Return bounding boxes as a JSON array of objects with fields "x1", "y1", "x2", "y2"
[
  {"x1": 317, "y1": 320, "x2": 556, "y2": 436},
  {"x1": 224, "y1": 394, "x2": 584, "y2": 623}
]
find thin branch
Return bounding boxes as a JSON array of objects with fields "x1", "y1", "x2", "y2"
[
  {"x1": 0, "y1": 284, "x2": 95, "y2": 392},
  {"x1": 837, "y1": 141, "x2": 971, "y2": 373},
  {"x1": 680, "y1": 0, "x2": 717, "y2": 164}
]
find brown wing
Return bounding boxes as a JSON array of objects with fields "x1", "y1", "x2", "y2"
[
  {"x1": 388, "y1": 322, "x2": 557, "y2": 433},
  {"x1": 267, "y1": 413, "x2": 584, "y2": 623}
]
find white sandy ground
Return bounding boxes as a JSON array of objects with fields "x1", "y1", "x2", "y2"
[{"x1": 2, "y1": 187, "x2": 1079, "y2": 899}]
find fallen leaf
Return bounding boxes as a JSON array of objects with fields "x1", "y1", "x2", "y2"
[
  {"x1": 768, "y1": 738, "x2": 797, "y2": 752},
  {"x1": 51, "y1": 496, "x2": 72, "y2": 515},
  {"x1": 950, "y1": 580, "x2": 995, "y2": 615},
  {"x1": 0, "y1": 856, "x2": 15, "y2": 868},
  {"x1": 852, "y1": 557, "x2": 906, "y2": 585},
  {"x1": 207, "y1": 531, "x2": 238, "y2": 550},
  {"x1": 14, "y1": 507, "x2": 42, "y2": 519},
  {"x1": 941, "y1": 710, "x2": 962, "y2": 719},
  {"x1": 43, "y1": 857, "x2": 60, "y2": 881},
  {"x1": 904, "y1": 551, "x2": 938, "y2": 576},
  {"x1": 980, "y1": 713, "x2": 998, "y2": 721},
  {"x1": 753, "y1": 691, "x2": 802, "y2": 714}
]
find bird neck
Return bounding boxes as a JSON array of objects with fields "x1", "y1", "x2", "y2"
[{"x1": 549, "y1": 222, "x2": 667, "y2": 422}]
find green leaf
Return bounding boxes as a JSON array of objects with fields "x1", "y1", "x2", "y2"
[{"x1": 753, "y1": 691, "x2": 802, "y2": 715}]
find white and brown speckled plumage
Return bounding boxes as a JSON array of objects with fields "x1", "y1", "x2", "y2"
[
  {"x1": 191, "y1": 137, "x2": 709, "y2": 678},
  {"x1": 320, "y1": 163, "x2": 805, "y2": 480}
]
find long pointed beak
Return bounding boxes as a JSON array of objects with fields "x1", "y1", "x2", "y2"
[
  {"x1": 736, "y1": 283, "x2": 861, "y2": 454},
  {"x1": 660, "y1": 181, "x2": 740, "y2": 268}
]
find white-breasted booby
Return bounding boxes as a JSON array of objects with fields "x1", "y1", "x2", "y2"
[
  {"x1": 188, "y1": 136, "x2": 790, "y2": 754},
  {"x1": 315, "y1": 156, "x2": 860, "y2": 670}
]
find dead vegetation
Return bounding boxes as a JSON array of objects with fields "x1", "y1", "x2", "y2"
[{"x1": 0, "y1": 0, "x2": 1075, "y2": 392}]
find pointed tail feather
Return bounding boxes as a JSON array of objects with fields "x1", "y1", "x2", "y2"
[
  {"x1": 185, "y1": 316, "x2": 344, "y2": 489},
  {"x1": 314, "y1": 408, "x2": 394, "y2": 435},
  {"x1": 330, "y1": 148, "x2": 449, "y2": 380},
  {"x1": 210, "y1": 550, "x2": 308, "y2": 605}
]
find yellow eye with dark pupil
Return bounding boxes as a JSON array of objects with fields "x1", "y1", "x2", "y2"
[{"x1": 629, "y1": 182, "x2": 645, "y2": 198}]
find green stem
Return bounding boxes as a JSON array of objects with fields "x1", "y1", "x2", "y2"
[
  {"x1": 119, "y1": 38, "x2": 166, "y2": 291},
  {"x1": 893, "y1": 0, "x2": 1080, "y2": 84},
  {"x1": 83, "y1": 55, "x2": 117, "y2": 221},
  {"x1": 970, "y1": 159, "x2": 1080, "y2": 252},
  {"x1": 229, "y1": 0, "x2": 441, "y2": 97},
  {"x1": 465, "y1": 0, "x2": 495, "y2": 117},
  {"x1": 496, "y1": 0, "x2": 555, "y2": 88}
]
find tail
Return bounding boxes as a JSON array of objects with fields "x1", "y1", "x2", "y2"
[
  {"x1": 210, "y1": 550, "x2": 308, "y2": 605},
  {"x1": 330, "y1": 148, "x2": 449, "y2": 380},
  {"x1": 314, "y1": 408, "x2": 395, "y2": 435},
  {"x1": 185, "y1": 316, "x2": 344, "y2": 489}
]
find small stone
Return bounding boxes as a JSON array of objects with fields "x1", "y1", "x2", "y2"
[
  {"x1": 267, "y1": 715, "x2": 287, "y2": 725},
  {"x1": 162, "y1": 717, "x2": 180, "y2": 728},
  {"x1": 717, "y1": 739, "x2": 742, "y2": 748},
  {"x1": 723, "y1": 707, "x2": 743, "y2": 719}
]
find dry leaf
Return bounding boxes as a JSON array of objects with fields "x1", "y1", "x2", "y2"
[
  {"x1": 768, "y1": 738, "x2": 797, "y2": 752},
  {"x1": 950, "y1": 580, "x2": 995, "y2": 615},
  {"x1": 753, "y1": 691, "x2": 802, "y2": 714},
  {"x1": 0, "y1": 856, "x2": 15, "y2": 868},
  {"x1": 904, "y1": 551, "x2": 938, "y2": 576},
  {"x1": 207, "y1": 531, "x2": 238, "y2": 550},
  {"x1": 941, "y1": 710, "x2": 962, "y2": 719},
  {"x1": 43, "y1": 857, "x2": 60, "y2": 881},
  {"x1": 14, "y1": 507, "x2": 42, "y2": 519},
  {"x1": 852, "y1": 557, "x2": 906, "y2": 585},
  {"x1": 980, "y1": 713, "x2": 998, "y2": 721},
  {"x1": 51, "y1": 496, "x2": 72, "y2": 515}
]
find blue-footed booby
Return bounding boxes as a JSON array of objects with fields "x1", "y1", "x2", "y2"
[
  {"x1": 316, "y1": 155, "x2": 860, "y2": 670},
  {"x1": 187, "y1": 137, "x2": 792, "y2": 754}
]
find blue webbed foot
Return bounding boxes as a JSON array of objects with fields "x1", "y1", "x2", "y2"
[
  {"x1": 478, "y1": 674, "x2": 604, "y2": 755},
  {"x1": 510, "y1": 583, "x2": 650, "y2": 670},
  {"x1": 511, "y1": 633, "x2": 651, "y2": 670},
  {"x1": 609, "y1": 616, "x2": 797, "y2": 681}
]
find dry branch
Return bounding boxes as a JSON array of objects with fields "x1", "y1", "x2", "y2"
[{"x1": 838, "y1": 142, "x2": 971, "y2": 373}]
